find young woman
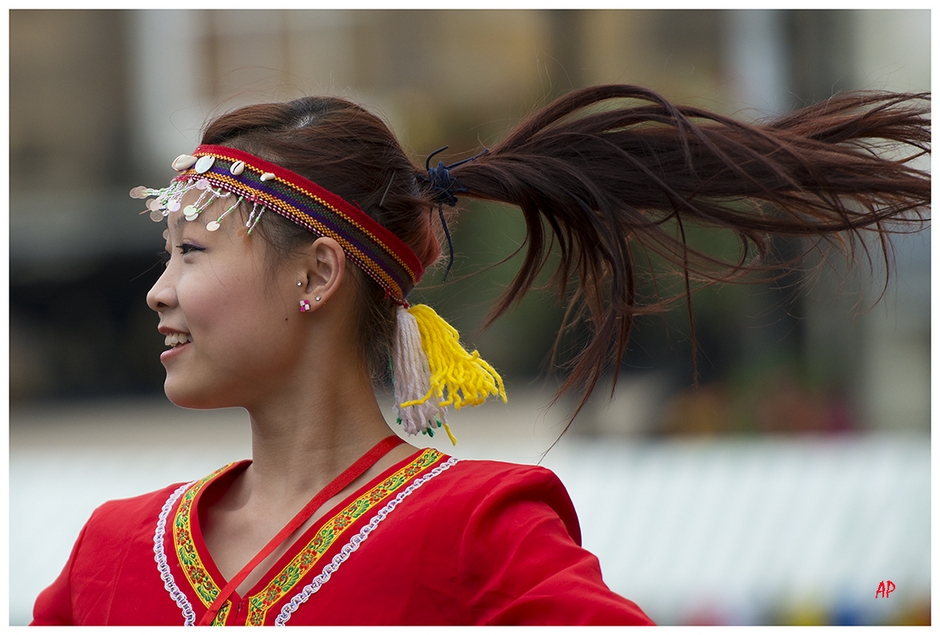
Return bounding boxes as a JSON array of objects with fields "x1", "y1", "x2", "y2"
[{"x1": 32, "y1": 85, "x2": 928, "y2": 626}]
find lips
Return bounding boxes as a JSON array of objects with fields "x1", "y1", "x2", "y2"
[{"x1": 159, "y1": 329, "x2": 192, "y2": 363}]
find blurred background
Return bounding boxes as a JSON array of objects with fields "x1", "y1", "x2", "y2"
[{"x1": 8, "y1": 9, "x2": 930, "y2": 626}]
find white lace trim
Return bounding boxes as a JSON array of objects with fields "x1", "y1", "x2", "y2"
[
  {"x1": 274, "y1": 457, "x2": 459, "y2": 626},
  {"x1": 153, "y1": 481, "x2": 198, "y2": 626}
]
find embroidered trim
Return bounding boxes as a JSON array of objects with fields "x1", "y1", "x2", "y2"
[
  {"x1": 244, "y1": 449, "x2": 446, "y2": 625},
  {"x1": 274, "y1": 457, "x2": 459, "y2": 626},
  {"x1": 172, "y1": 464, "x2": 237, "y2": 624},
  {"x1": 213, "y1": 601, "x2": 232, "y2": 626},
  {"x1": 154, "y1": 481, "x2": 198, "y2": 626}
]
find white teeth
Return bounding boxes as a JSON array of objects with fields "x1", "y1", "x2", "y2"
[{"x1": 164, "y1": 332, "x2": 192, "y2": 347}]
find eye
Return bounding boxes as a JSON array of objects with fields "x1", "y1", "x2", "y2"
[
  {"x1": 176, "y1": 243, "x2": 206, "y2": 256},
  {"x1": 157, "y1": 250, "x2": 170, "y2": 266}
]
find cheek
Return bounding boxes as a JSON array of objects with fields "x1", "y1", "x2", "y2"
[
  {"x1": 174, "y1": 275, "x2": 246, "y2": 337},
  {"x1": 231, "y1": 282, "x2": 295, "y2": 335},
  {"x1": 182, "y1": 285, "x2": 230, "y2": 323}
]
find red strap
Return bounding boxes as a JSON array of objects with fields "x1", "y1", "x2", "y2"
[{"x1": 197, "y1": 435, "x2": 404, "y2": 625}]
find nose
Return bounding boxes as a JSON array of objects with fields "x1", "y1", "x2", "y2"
[{"x1": 147, "y1": 265, "x2": 178, "y2": 313}]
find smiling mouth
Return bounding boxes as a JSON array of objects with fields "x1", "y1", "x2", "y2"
[{"x1": 164, "y1": 332, "x2": 193, "y2": 348}]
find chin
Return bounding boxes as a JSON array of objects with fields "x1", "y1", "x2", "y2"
[{"x1": 163, "y1": 380, "x2": 232, "y2": 410}]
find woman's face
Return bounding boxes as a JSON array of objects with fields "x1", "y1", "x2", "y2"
[{"x1": 146, "y1": 197, "x2": 307, "y2": 410}]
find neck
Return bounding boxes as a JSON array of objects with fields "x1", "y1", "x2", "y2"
[{"x1": 242, "y1": 365, "x2": 394, "y2": 504}]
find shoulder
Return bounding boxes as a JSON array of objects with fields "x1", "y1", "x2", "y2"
[
  {"x1": 87, "y1": 482, "x2": 189, "y2": 530},
  {"x1": 75, "y1": 481, "x2": 191, "y2": 556},
  {"x1": 436, "y1": 458, "x2": 569, "y2": 498},
  {"x1": 419, "y1": 457, "x2": 581, "y2": 544},
  {"x1": 84, "y1": 460, "x2": 245, "y2": 534},
  {"x1": 441, "y1": 457, "x2": 562, "y2": 485},
  {"x1": 430, "y1": 456, "x2": 569, "y2": 495}
]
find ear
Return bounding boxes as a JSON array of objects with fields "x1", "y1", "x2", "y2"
[{"x1": 298, "y1": 237, "x2": 346, "y2": 308}]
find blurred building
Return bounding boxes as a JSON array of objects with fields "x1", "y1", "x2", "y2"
[{"x1": 9, "y1": 10, "x2": 930, "y2": 427}]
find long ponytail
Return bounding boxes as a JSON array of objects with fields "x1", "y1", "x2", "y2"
[{"x1": 437, "y1": 85, "x2": 930, "y2": 417}]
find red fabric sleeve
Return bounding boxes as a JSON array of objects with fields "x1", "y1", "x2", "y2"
[
  {"x1": 454, "y1": 464, "x2": 654, "y2": 625},
  {"x1": 30, "y1": 484, "x2": 185, "y2": 626},
  {"x1": 31, "y1": 523, "x2": 88, "y2": 625}
]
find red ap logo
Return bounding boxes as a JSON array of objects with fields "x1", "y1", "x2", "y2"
[{"x1": 875, "y1": 580, "x2": 896, "y2": 598}]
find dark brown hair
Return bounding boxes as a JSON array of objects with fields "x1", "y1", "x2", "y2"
[{"x1": 201, "y1": 85, "x2": 930, "y2": 417}]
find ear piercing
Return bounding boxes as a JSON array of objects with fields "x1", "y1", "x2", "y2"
[
  {"x1": 300, "y1": 295, "x2": 322, "y2": 312},
  {"x1": 299, "y1": 279, "x2": 308, "y2": 312}
]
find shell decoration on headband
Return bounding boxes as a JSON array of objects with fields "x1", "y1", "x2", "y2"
[{"x1": 133, "y1": 145, "x2": 505, "y2": 443}]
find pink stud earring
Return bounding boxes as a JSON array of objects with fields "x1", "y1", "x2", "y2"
[{"x1": 299, "y1": 299, "x2": 311, "y2": 313}]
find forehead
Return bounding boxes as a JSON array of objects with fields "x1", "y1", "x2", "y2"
[{"x1": 165, "y1": 188, "x2": 243, "y2": 235}]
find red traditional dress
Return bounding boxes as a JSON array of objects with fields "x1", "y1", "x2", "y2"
[{"x1": 32, "y1": 448, "x2": 653, "y2": 625}]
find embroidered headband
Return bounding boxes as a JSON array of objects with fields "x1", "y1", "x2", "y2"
[
  {"x1": 134, "y1": 143, "x2": 505, "y2": 443},
  {"x1": 134, "y1": 144, "x2": 424, "y2": 304}
]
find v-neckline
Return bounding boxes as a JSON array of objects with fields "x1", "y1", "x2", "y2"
[{"x1": 171, "y1": 445, "x2": 444, "y2": 624}]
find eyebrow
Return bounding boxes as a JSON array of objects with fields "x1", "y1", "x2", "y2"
[{"x1": 173, "y1": 213, "x2": 188, "y2": 232}]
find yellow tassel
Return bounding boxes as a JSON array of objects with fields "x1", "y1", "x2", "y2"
[{"x1": 400, "y1": 304, "x2": 507, "y2": 412}]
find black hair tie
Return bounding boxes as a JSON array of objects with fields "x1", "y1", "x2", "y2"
[
  {"x1": 422, "y1": 146, "x2": 489, "y2": 207},
  {"x1": 419, "y1": 146, "x2": 489, "y2": 279}
]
